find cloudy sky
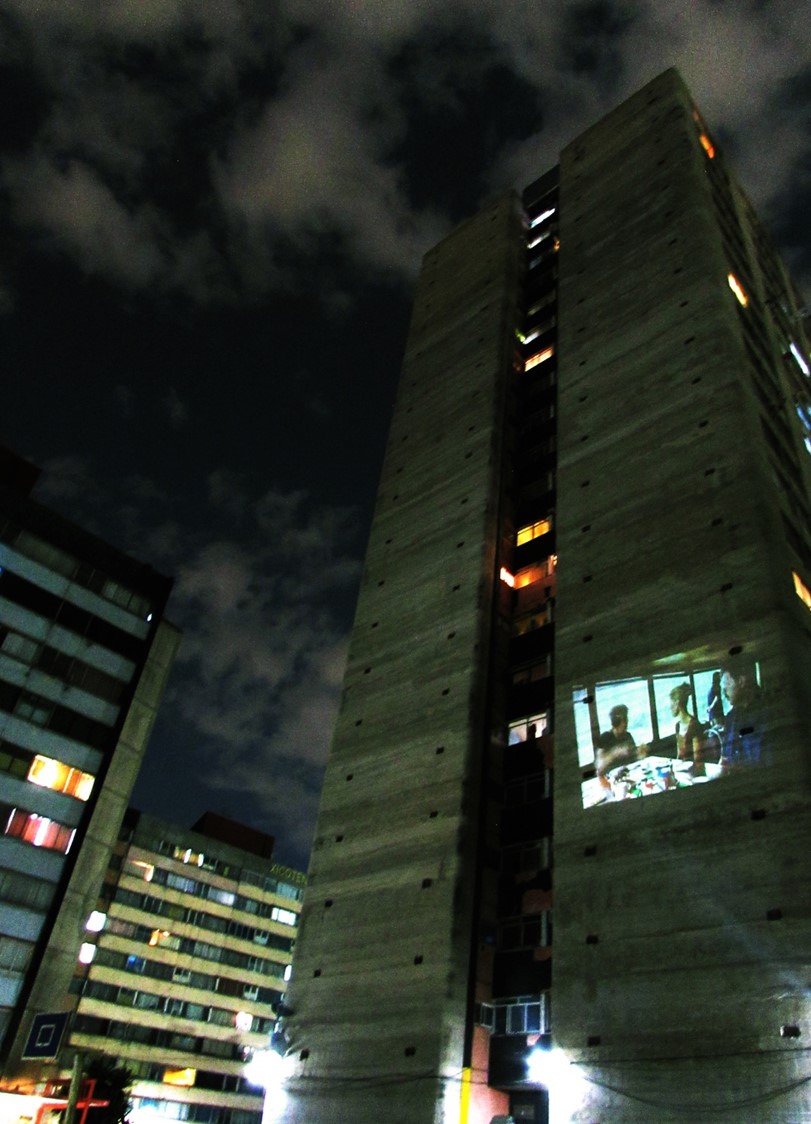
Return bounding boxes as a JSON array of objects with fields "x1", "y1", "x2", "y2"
[{"x1": 2, "y1": 0, "x2": 809, "y2": 869}]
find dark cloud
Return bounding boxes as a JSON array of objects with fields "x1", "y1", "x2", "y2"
[
  {"x1": 32, "y1": 456, "x2": 361, "y2": 868},
  {"x1": 558, "y1": 0, "x2": 636, "y2": 87},
  {"x1": 385, "y1": 20, "x2": 545, "y2": 218}
]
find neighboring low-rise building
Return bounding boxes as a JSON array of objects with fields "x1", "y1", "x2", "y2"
[{"x1": 68, "y1": 809, "x2": 305, "y2": 1124}]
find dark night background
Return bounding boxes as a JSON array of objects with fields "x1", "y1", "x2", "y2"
[{"x1": 1, "y1": 1, "x2": 809, "y2": 869}]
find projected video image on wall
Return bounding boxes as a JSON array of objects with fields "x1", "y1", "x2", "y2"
[{"x1": 574, "y1": 657, "x2": 767, "y2": 809}]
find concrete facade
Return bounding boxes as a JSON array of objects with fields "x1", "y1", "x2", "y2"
[
  {"x1": 68, "y1": 810, "x2": 305, "y2": 1124},
  {"x1": 278, "y1": 70, "x2": 811, "y2": 1124},
  {"x1": 0, "y1": 451, "x2": 179, "y2": 1077}
]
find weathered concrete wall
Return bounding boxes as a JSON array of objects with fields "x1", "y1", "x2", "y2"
[
  {"x1": 553, "y1": 68, "x2": 811, "y2": 1123},
  {"x1": 280, "y1": 197, "x2": 524, "y2": 1124}
]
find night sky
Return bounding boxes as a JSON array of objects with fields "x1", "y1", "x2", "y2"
[{"x1": 2, "y1": 2, "x2": 809, "y2": 870}]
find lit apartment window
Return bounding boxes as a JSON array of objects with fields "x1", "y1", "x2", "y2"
[
  {"x1": 508, "y1": 713, "x2": 549, "y2": 744},
  {"x1": 790, "y1": 342, "x2": 810, "y2": 377},
  {"x1": 27, "y1": 755, "x2": 95, "y2": 801},
  {"x1": 514, "y1": 555, "x2": 557, "y2": 588},
  {"x1": 529, "y1": 207, "x2": 556, "y2": 228},
  {"x1": 86, "y1": 910, "x2": 107, "y2": 932},
  {"x1": 3, "y1": 807, "x2": 75, "y2": 853},
  {"x1": 516, "y1": 517, "x2": 552, "y2": 546},
  {"x1": 699, "y1": 133, "x2": 715, "y2": 158},
  {"x1": 528, "y1": 229, "x2": 554, "y2": 250},
  {"x1": 793, "y1": 571, "x2": 811, "y2": 612},
  {"x1": 727, "y1": 273, "x2": 748, "y2": 307},
  {"x1": 174, "y1": 846, "x2": 205, "y2": 866},
  {"x1": 78, "y1": 943, "x2": 97, "y2": 965},
  {"x1": 149, "y1": 929, "x2": 181, "y2": 950},
  {"x1": 271, "y1": 907, "x2": 297, "y2": 926},
  {"x1": 163, "y1": 1069, "x2": 196, "y2": 1087},
  {"x1": 500, "y1": 567, "x2": 515, "y2": 587},
  {"x1": 525, "y1": 347, "x2": 554, "y2": 372}
]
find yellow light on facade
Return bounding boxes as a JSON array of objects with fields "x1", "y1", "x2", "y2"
[
  {"x1": 499, "y1": 567, "x2": 515, "y2": 587},
  {"x1": 793, "y1": 571, "x2": 811, "y2": 611},
  {"x1": 524, "y1": 347, "x2": 554, "y2": 372},
  {"x1": 728, "y1": 273, "x2": 748, "y2": 307},
  {"x1": 163, "y1": 1069, "x2": 196, "y2": 1087},
  {"x1": 516, "y1": 518, "x2": 552, "y2": 546},
  {"x1": 28, "y1": 755, "x2": 61, "y2": 790},
  {"x1": 699, "y1": 133, "x2": 715, "y2": 158}
]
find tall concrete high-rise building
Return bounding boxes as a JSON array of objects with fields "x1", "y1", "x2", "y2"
[
  {"x1": 0, "y1": 449, "x2": 179, "y2": 1077},
  {"x1": 276, "y1": 70, "x2": 811, "y2": 1124}
]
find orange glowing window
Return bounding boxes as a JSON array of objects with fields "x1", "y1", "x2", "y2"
[
  {"x1": 163, "y1": 1069, "x2": 196, "y2": 1087},
  {"x1": 727, "y1": 273, "x2": 748, "y2": 307},
  {"x1": 514, "y1": 555, "x2": 556, "y2": 588},
  {"x1": 516, "y1": 518, "x2": 552, "y2": 546},
  {"x1": 699, "y1": 134, "x2": 715, "y2": 159},
  {"x1": 524, "y1": 347, "x2": 554, "y2": 372},
  {"x1": 793, "y1": 571, "x2": 811, "y2": 611},
  {"x1": 27, "y1": 755, "x2": 94, "y2": 801},
  {"x1": 500, "y1": 567, "x2": 515, "y2": 587}
]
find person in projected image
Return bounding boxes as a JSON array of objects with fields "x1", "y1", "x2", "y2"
[
  {"x1": 670, "y1": 683, "x2": 704, "y2": 772},
  {"x1": 706, "y1": 670, "x2": 725, "y2": 729},
  {"x1": 595, "y1": 704, "x2": 643, "y2": 778},
  {"x1": 719, "y1": 664, "x2": 767, "y2": 767}
]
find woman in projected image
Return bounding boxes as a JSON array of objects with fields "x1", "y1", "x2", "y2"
[{"x1": 670, "y1": 683, "x2": 704, "y2": 772}]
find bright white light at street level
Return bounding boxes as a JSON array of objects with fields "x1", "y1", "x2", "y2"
[
  {"x1": 244, "y1": 1050, "x2": 291, "y2": 1090},
  {"x1": 527, "y1": 1046, "x2": 587, "y2": 1123}
]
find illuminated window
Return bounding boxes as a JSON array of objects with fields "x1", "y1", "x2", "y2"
[
  {"x1": 163, "y1": 1069, "x2": 196, "y2": 1087},
  {"x1": 78, "y1": 943, "x2": 97, "y2": 965},
  {"x1": 528, "y1": 229, "x2": 554, "y2": 250},
  {"x1": 793, "y1": 572, "x2": 811, "y2": 612},
  {"x1": 148, "y1": 929, "x2": 180, "y2": 950},
  {"x1": 234, "y1": 1011, "x2": 253, "y2": 1032},
  {"x1": 727, "y1": 273, "x2": 748, "y2": 307},
  {"x1": 127, "y1": 859, "x2": 155, "y2": 882},
  {"x1": 27, "y1": 755, "x2": 95, "y2": 801},
  {"x1": 514, "y1": 555, "x2": 557, "y2": 588},
  {"x1": 86, "y1": 910, "x2": 106, "y2": 932},
  {"x1": 790, "y1": 342, "x2": 810, "y2": 377},
  {"x1": 529, "y1": 207, "x2": 556, "y2": 228},
  {"x1": 699, "y1": 134, "x2": 715, "y2": 158},
  {"x1": 516, "y1": 517, "x2": 552, "y2": 546},
  {"x1": 284, "y1": 964, "x2": 292, "y2": 982},
  {"x1": 3, "y1": 808, "x2": 75, "y2": 853},
  {"x1": 173, "y1": 846, "x2": 205, "y2": 866},
  {"x1": 508, "y1": 713, "x2": 549, "y2": 744},
  {"x1": 500, "y1": 567, "x2": 515, "y2": 588},
  {"x1": 524, "y1": 347, "x2": 554, "y2": 372},
  {"x1": 271, "y1": 907, "x2": 297, "y2": 926}
]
